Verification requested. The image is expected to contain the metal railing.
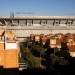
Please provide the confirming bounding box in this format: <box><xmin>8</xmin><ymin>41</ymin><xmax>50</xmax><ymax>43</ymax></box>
<box><xmin>19</xmin><ymin>63</ymin><xmax>28</xmax><ymax>69</ymax></box>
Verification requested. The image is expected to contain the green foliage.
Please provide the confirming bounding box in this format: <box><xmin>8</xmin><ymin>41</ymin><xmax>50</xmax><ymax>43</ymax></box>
<box><xmin>50</xmin><ymin>55</ymin><xmax>69</xmax><ymax>66</ymax></box>
<box><xmin>23</xmin><ymin>51</ymin><xmax>40</xmax><ymax>69</ymax></box>
<box><xmin>50</xmin><ymin>54</ymin><xmax>54</xmax><ymax>58</ymax></box>
<box><xmin>39</xmin><ymin>47</ymin><xmax>46</xmax><ymax>56</ymax></box>
<box><xmin>51</xmin><ymin>56</ymin><xmax>59</xmax><ymax>65</ymax></box>
<box><xmin>32</xmin><ymin>43</ymin><xmax>46</xmax><ymax>56</ymax></box>
<box><xmin>24</xmin><ymin>38</ymin><xmax>30</xmax><ymax>45</ymax></box>
<box><xmin>54</xmin><ymin>47</ymin><xmax>60</xmax><ymax>54</ymax></box>
<box><xmin>19</xmin><ymin>42</ymin><xmax>25</xmax><ymax>52</ymax></box>
<box><xmin>19</xmin><ymin>57</ymin><xmax>25</xmax><ymax>63</ymax></box>
<box><xmin>19</xmin><ymin>42</ymin><xmax>40</xmax><ymax>69</ymax></box>
<box><xmin>59</xmin><ymin>59</ymin><xmax>69</xmax><ymax>66</ymax></box>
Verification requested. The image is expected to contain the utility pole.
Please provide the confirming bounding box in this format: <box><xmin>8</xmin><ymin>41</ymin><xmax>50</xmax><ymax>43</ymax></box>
<box><xmin>54</xmin><ymin>48</ymin><xmax>55</xmax><ymax>57</ymax></box>
<box><xmin>38</xmin><ymin>42</ymin><xmax>41</xmax><ymax>68</ymax></box>
<box><xmin>40</xmin><ymin>52</ymin><xmax>41</xmax><ymax>68</ymax></box>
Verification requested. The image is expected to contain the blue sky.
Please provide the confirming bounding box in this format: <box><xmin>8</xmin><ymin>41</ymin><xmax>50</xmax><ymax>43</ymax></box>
<box><xmin>0</xmin><ymin>0</ymin><xmax>75</xmax><ymax>16</ymax></box>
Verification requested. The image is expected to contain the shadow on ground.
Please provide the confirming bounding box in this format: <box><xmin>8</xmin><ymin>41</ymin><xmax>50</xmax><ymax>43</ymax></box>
<box><xmin>0</xmin><ymin>67</ymin><xmax>18</xmax><ymax>75</ymax></box>
<box><xmin>19</xmin><ymin>68</ymin><xmax>50</xmax><ymax>75</ymax></box>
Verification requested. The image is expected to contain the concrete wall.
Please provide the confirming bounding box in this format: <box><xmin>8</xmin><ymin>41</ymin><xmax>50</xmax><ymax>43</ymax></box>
<box><xmin>0</xmin><ymin>16</ymin><xmax>75</xmax><ymax>19</ymax></box>
<box><xmin>5</xmin><ymin>43</ymin><xmax>16</xmax><ymax>49</ymax></box>
<box><xmin>11</xmin><ymin>29</ymin><xmax>75</xmax><ymax>37</ymax></box>
<box><xmin>0</xmin><ymin>25</ymin><xmax>74</xmax><ymax>42</ymax></box>
<box><xmin>6</xmin><ymin>26</ymin><xmax>75</xmax><ymax>30</ymax></box>
<box><xmin>33</xmin><ymin>24</ymin><xmax>41</xmax><ymax>26</ymax></box>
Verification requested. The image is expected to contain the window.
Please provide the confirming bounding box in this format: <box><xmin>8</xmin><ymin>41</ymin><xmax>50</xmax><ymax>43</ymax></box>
<box><xmin>27</xmin><ymin>22</ymin><xmax>32</xmax><ymax>26</ymax></box>
<box><xmin>47</xmin><ymin>24</ymin><xmax>53</xmax><ymax>26</ymax></box>
<box><xmin>42</xmin><ymin>22</ymin><xmax>46</xmax><ymax>24</ymax></box>
<box><xmin>13</xmin><ymin>36</ymin><xmax>17</xmax><ymax>40</ymax></box>
<box><xmin>72</xmin><ymin>23</ymin><xmax>75</xmax><ymax>26</ymax></box>
<box><xmin>52</xmin><ymin>41</ymin><xmax>54</xmax><ymax>44</ymax></box>
<box><xmin>6</xmin><ymin>37</ymin><xmax>10</xmax><ymax>40</ymax></box>
<box><xmin>55</xmin><ymin>37</ymin><xmax>59</xmax><ymax>40</ymax></box>
<box><xmin>73</xmin><ymin>54</ymin><xmax>75</xmax><ymax>57</ymax></box>
<box><xmin>20</xmin><ymin>23</ymin><xmax>26</xmax><ymax>26</ymax></box>
<box><xmin>68</xmin><ymin>22</ymin><xmax>71</xmax><ymax>24</ymax></box>
<box><xmin>56</xmin><ymin>22</ymin><xmax>59</xmax><ymax>24</ymax></box>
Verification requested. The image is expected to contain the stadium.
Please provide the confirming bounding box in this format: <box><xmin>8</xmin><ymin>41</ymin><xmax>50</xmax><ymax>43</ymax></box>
<box><xmin>0</xmin><ymin>15</ymin><xmax>75</xmax><ymax>41</ymax></box>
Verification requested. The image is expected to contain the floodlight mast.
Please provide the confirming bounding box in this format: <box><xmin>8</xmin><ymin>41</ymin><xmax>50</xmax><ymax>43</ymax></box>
<box><xmin>10</xmin><ymin>12</ymin><xmax>14</xmax><ymax>18</ymax></box>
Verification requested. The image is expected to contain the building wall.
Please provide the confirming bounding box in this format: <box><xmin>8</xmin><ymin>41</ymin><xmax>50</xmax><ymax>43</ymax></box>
<box><xmin>0</xmin><ymin>50</ymin><xmax>19</xmax><ymax>68</ymax></box>
<box><xmin>5</xmin><ymin>43</ymin><xmax>16</xmax><ymax>49</ymax></box>
<box><xmin>11</xmin><ymin>29</ymin><xmax>75</xmax><ymax>37</ymax></box>
<box><xmin>0</xmin><ymin>50</ymin><xmax>5</xmax><ymax>66</ymax></box>
<box><xmin>0</xmin><ymin>25</ymin><xmax>75</xmax><ymax>42</ymax></box>
<box><xmin>0</xmin><ymin>29</ymin><xmax>20</xmax><ymax>69</ymax></box>
<box><xmin>70</xmin><ymin>52</ymin><xmax>75</xmax><ymax>57</ymax></box>
<box><xmin>50</xmin><ymin>39</ymin><xmax>56</xmax><ymax>44</ymax></box>
<box><xmin>8</xmin><ymin>29</ymin><xmax>75</xmax><ymax>42</ymax></box>
<box><xmin>5</xmin><ymin>42</ymin><xmax>19</xmax><ymax>50</ymax></box>
<box><xmin>0</xmin><ymin>43</ymin><xmax>4</xmax><ymax>50</ymax></box>
<box><xmin>0</xmin><ymin>46</ymin><xmax>19</xmax><ymax>68</ymax></box>
<box><xmin>4</xmin><ymin>50</ymin><xmax>18</xmax><ymax>68</ymax></box>
<box><xmin>16</xmin><ymin>41</ymin><xmax>19</xmax><ymax>48</ymax></box>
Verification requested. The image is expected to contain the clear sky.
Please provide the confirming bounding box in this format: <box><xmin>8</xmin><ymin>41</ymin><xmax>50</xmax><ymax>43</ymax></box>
<box><xmin>0</xmin><ymin>0</ymin><xmax>75</xmax><ymax>16</ymax></box>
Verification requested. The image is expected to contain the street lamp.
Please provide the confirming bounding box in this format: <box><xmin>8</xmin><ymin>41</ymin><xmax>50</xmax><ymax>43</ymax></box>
<box><xmin>37</xmin><ymin>42</ymin><xmax>41</xmax><ymax>68</ymax></box>
<box><xmin>54</xmin><ymin>36</ymin><xmax>59</xmax><ymax>57</ymax></box>
<box><xmin>44</xmin><ymin>49</ymin><xmax>47</xmax><ymax>58</ymax></box>
<box><xmin>40</xmin><ymin>52</ymin><xmax>41</xmax><ymax>68</ymax></box>
<box><xmin>30</xmin><ymin>42</ymin><xmax>32</xmax><ymax>52</ymax></box>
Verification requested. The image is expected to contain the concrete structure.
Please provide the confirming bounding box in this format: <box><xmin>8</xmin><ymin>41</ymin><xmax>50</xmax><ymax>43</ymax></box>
<box><xmin>0</xmin><ymin>16</ymin><xmax>75</xmax><ymax>41</ymax></box>
<box><xmin>0</xmin><ymin>27</ymin><xmax>20</xmax><ymax>69</ymax></box>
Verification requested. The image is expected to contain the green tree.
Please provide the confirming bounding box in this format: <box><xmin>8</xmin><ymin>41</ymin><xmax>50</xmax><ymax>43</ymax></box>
<box><xmin>20</xmin><ymin>42</ymin><xmax>40</xmax><ymax>69</ymax></box>
<box><xmin>38</xmin><ymin>47</ymin><xmax>46</xmax><ymax>57</ymax></box>
<box><xmin>24</xmin><ymin>38</ymin><xmax>31</xmax><ymax>46</ymax></box>
<box><xmin>54</xmin><ymin>47</ymin><xmax>58</xmax><ymax>56</ymax></box>
<box><xmin>51</xmin><ymin>56</ymin><xmax>59</xmax><ymax>65</ymax></box>
<box><xmin>19</xmin><ymin>57</ymin><xmax>25</xmax><ymax>63</ymax></box>
<box><xmin>50</xmin><ymin>55</ymin><xmax>69</xmax><ymax>66</ymax></box>
<box><xmin>19</xmin><ymin>42</ymin><xmax>25</xmax><ymax>53</ymax></box>
<box><xmin>59</xmin><ymin>59</ymin><xmax>69</xmax><ymax>66</ymax></box>
<box><xmin>23</xmin><ymin>50</ymin><xmax>40</xmax><ymax>69</ymax></box>
<box><xmin>32</xmin><ymin>43</ymin><xmax>46</xmax><ymax>57</ymax></box>
<box><xmin>19</xmin><ymin>40</ymin><xmax>50</xmax><ymax>69</ymax></box>
<box><xmin>54</xmin><ymin>47</ymin><xmax>59</xmax><ymax>53</ymax></box>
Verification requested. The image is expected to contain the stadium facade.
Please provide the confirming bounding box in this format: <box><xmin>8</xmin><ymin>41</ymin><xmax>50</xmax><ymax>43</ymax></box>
<box><xmin>0</xmin><ymin>16</ymin><xmax>75</xmax><ymax>41</ymax></box>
